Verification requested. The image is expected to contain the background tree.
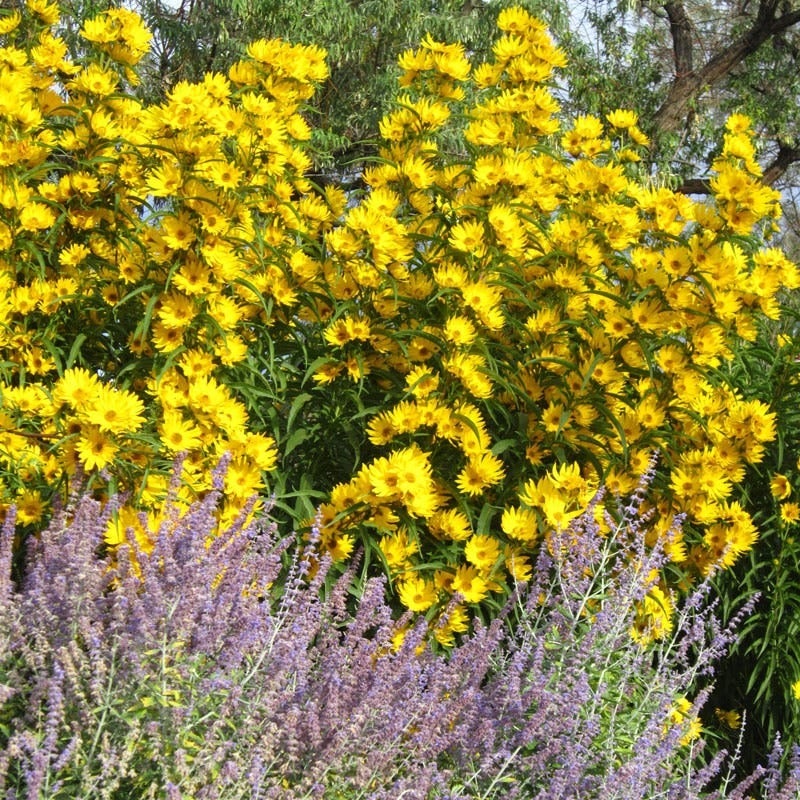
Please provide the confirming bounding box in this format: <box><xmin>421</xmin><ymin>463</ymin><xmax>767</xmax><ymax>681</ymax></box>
<box><xmin>546</xmin><ymin>0</ymin><xmax>800</xmax><ymax>252</ymax></box>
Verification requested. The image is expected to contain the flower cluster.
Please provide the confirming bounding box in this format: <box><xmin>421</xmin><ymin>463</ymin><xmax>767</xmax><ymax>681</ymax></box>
<box><xmin>299</xmin><ymin>7</ymin><xmax>795</xmax><ymax>629</ymax></box>
<box><xmin>0</xmin><ymin>3</ymin><xmax>797</xmax><ymax>639</ymax></box>
<box><xmin>0</xmin><ymin>3</ymin><xmax>336</xmax><ymax>537</ymax></box>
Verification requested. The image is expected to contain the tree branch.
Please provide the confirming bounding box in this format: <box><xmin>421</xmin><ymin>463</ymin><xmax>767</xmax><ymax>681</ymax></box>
<box><xmin>762</xmin><ymin>142</ymin><xmax>800</xmax><ymax>185</ymax></box>
<box><xmin>676</xmin><ymin>177</ymin><xmax>712</xmax><ymax>194</ymax></box>
<box><xmin>653</xmin><ymin>0</ymin><xmax>800</xmax><ymax>136</ymax></box>
<box><xmin>664</xmin><ymin>0</ymin><xmax>694</xmax><ymax>77</ymax></box>
<box><xmin>675</xmin><ymin>143</ymin><xmax>800</xmax><ymax>195</ymax></box>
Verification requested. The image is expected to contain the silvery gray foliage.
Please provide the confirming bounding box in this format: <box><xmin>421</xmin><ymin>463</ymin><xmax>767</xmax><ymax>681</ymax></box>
<box><xmin>0</xmin><ymin>460</ymin><xmax>797</xmax><ymax>799</ymax></box>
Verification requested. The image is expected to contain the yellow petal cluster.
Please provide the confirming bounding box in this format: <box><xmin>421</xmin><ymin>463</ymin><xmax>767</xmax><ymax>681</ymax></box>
<box><xmin>0</xmin><ymin>5</ymin><xmax>794</xmax><ymax>636</ymax></box>
<box><xmin>0</xmin><ymin>5</ymin><xmax>327</xmax><ymax>535</ymax></box>
<box><xmin>305</xmin><ymin>6</ymin><xmax>792</xmax><ymax>617</ymax></box>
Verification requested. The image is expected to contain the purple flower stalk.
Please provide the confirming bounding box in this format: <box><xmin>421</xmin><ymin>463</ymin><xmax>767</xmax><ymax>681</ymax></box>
<box><xmin>0</xmin><ymin>462</ymin><xmax>797</xmax><ymax>799</ymax></box>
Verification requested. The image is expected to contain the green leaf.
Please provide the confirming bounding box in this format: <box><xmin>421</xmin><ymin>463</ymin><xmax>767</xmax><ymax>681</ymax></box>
<box><xmin>283</xmin><ymin>427</ymin><xmax>311</xmax><ymax>458</ymax></box>
<box><xmin>285</xmin><ymin>392</ymin><xmax>313</xmax><ymax>433</ymax></box>
<box><xmin>476</xmin><ymin>502</ymin><xmax>497</xmax><ymax>536</ymax></box>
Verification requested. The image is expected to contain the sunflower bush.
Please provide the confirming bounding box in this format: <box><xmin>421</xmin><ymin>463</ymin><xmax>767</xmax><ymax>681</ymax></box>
<box><xmin>0</xmin><ymin>0</ymin><xmax>323</xmax><ymax>546</ymax></box>
<box><xmin>286</xmin><ymin>10</ymin><xmax>795</xmax><ymax>639</ymax></box>
<box><xmin>705</xmin><ymin>301</ymin><xmax>800</xmax><ymax>772</ymax></box>
<box><xmin>0</xmin><ymin>0</ymin><xmax>797</xmax><ymax>654</ymax></box>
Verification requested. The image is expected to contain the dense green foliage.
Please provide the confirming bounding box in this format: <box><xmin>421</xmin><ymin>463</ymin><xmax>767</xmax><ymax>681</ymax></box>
<box><xmin>709</xmin><ymin>302</ymin><xmax>800</xmax><ymax>773</ymax></box>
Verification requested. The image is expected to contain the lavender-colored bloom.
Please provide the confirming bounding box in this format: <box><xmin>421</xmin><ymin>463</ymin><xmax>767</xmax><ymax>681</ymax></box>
<box><xmin>0</xmin><ymin>461</ymin><xmax>796</xmax><ymax>798</ymax></box>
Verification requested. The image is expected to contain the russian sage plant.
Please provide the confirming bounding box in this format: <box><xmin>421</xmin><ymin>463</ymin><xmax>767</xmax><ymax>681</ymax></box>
<box><xmin>0</xmin><ymin>464</ymin><xmax>798</xmax><ymax>799</ymax></box>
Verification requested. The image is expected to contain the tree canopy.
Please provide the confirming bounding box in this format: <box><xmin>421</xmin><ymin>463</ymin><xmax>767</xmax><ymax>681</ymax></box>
<box><xmin>558</xmin><ymin>0</ymin><xmax>800</xmax><ymax>246</ymax></box>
